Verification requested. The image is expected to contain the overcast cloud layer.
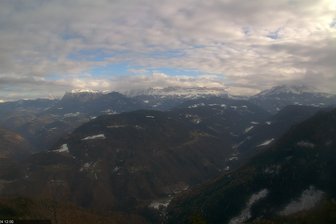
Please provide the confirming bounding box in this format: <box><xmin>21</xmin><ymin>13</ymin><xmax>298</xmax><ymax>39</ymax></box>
<box><xmin>0</xmin><ymin>0</ymin><xmax>335</xmax><ymax>100</ymax></box>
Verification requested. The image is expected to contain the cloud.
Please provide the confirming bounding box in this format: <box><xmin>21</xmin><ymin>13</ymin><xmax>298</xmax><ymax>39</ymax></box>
<box><xmin>0</xmin><ymin>0</ymin><xmax>335</xmax><ymax>99</ymax></box>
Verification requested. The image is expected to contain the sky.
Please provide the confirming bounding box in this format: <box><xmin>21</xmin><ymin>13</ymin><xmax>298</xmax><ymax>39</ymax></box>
<box><xmin>0</xmin><ymin>0</ymin><xmax>335</xmax><ymax>100</ymax></box>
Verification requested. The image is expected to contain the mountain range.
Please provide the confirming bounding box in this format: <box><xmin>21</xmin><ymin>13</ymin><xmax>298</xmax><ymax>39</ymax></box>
<box><xmin>0</xmin><ymin>85</ymin><xmax>336</xmax><ymax>223</ymax></box>
<box><xmin>251</xmin><ymin>85</ymin><xmax>336</xmax><ymax>113</ymax></box>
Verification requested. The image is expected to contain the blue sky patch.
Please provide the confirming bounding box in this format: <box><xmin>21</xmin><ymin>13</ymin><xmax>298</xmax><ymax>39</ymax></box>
<box><xmin>266</xmin><ymin>28</ymin><xmax>282</xmax><ymax>40</ymax></box>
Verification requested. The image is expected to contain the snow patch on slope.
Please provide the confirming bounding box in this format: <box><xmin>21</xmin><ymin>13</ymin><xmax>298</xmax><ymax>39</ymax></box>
<box><xmin>257</xmin><ymin>138</ymin><xmax>274</xmax><ymax>147</ymax></box>
<box><xmin>280</xmin><ymin>186</ymin><xmax>324</xmax><ymax>216</ymax></box>
<box><xmin>107</xmin><ymin>124</ymin><xmax>127</xmax><ymax>128</ymax></box>
<box><xmin>245</xmin><ymin>126</ymin><xmax>254</xmax><ymax>133</ymax></box>
<box><xmin>229</xmin><ymin>189</ymin><xmax>269</xmax><ymax>224</ymax></box>
<box><xmin>149</xmin><ymin>198</ymin><xmax>172</xmax><ymax>210</ymax></box>
<box><xmin>81</xmin><ymin>134</ymin><xmax>106</xmax><ymax>140</ymax></box>
<box><xmin>145</xmin><ymin>115</ymin><xmax>155</xmax><ymax>119</ymax></box>
<box><xmin>55</xmin><ymin>144</ymin><xmax>69</xmax><ymax>153</ymax></box>
<box><xmin>64</xmin><ymin>112</ymin><xmax>80</xmax><ymax>117</ymax></box>
<box><xmin>296</xmin><ymin>141</ymin><xmax>315</xmax><ymax>148</ymax></box>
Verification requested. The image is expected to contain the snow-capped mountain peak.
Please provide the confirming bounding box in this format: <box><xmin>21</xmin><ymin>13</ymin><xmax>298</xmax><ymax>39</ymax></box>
<box><xmin>71</xmin><ymin>89</ymin><xmax>96</xmax><ymax>94</ymax></box>
<box><xmin>251</xmin><ymin>85</ymin><xmax>336</xmax><ymax>113</ymax></box>
<box><xmin>69</xmin><ymin>89</ymin><xmax>103</xmax><ymax>94</ymax></box>
<box><xmin>62</xmin><ymin>89</ymin><xmax>106</xmax><ymax>102</ymax></box>
<box><xmin>256</xmin><ymin>85</ymin><xmax>317</xmax><ymax>97</ymax></box>
<box><xmin>124</xmin><ymin>86</ymin><xmax>229</xmax><ymax>98</ymax></box>
<box><xmin>63</xmin><ymin>89</ymin><xmax>111</xmax><ymax>97</ymax></box>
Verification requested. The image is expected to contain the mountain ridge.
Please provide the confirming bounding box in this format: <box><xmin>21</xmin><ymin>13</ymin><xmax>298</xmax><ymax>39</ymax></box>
<box><xmin>167</xmin><ymin>107</ymin><xmax>336</xmax><ymax>224</ymax></box>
